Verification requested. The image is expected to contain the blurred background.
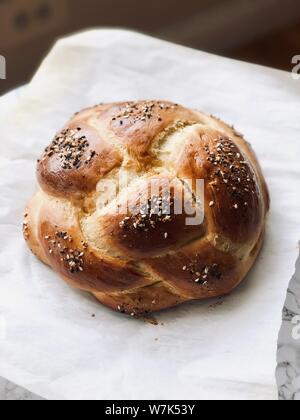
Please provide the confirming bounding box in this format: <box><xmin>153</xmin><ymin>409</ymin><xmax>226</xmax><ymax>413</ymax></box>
<box><xmin>0</xmin><ymin>0</ymin><xmax>300</xmax><ymax>95</ymax></box>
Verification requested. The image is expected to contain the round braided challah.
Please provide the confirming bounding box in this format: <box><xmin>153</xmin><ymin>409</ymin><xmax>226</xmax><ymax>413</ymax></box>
<box><xmin>23</xmin><ymin>101</ymin><xmax>269</xmax><ymax>316</ymax></box>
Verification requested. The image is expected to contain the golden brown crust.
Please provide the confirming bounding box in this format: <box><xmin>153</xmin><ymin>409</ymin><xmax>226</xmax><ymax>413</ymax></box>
<box><xmin>87</xmin><ymin>176</ymin><xmax>206</xmax><ymax>259</ymax></box>
<box><xmin>37</xmin><ymin>124</ymin><xmax>123</xmax><ymax>199</ymax></box>
<box><xmin>173</xmin><ymin>127</ymin><xmax>264</xmax><ymax>244</ymax></box>
<box><xmin>24</xmin><ymin>100</ymin><xmax>269</xmax><ymax>316</ymax></box>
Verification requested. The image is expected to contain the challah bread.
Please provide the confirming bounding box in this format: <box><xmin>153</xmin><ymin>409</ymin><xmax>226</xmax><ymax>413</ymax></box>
<box><xmin>23</xmin><ymin>101</ymin><xmax>269</xmax><ymax>316</ymax></box>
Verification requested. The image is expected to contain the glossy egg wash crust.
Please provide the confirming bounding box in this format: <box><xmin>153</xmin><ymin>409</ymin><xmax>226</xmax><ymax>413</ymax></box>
<box><xmin>24</xmin><ymin>101</ymin><xmax>269</xmax><ymax>316</ymax></box>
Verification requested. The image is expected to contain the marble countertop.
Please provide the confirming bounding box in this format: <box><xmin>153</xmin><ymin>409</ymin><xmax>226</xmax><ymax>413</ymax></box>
<box><xmin>277</xmin><ymin>249</ymin><xmax>300</xmax><ymax>401</ymax></box>
<box><xmin>0</xmin><ymin>377</ymin><xmax>43</xmax><ymax>400</ymax></box>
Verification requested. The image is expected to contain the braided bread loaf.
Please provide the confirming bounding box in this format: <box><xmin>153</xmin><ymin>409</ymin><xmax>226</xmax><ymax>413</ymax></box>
<box><xmin>23</xmin><ymin>101</ymin><xmax>269</xmax><ymax>316</ymax></box>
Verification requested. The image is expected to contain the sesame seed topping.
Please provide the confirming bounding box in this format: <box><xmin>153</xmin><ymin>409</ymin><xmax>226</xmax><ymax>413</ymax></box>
<box><xmin>41</xmin><ymin>128</ymin><xmax>97</xmax><ymax>170</ymax></box>
<box><xmin>183</xmin><ymin>259</ymin><xmax>222</xmax><ymax>285</ymax></box>
<box><xmin>205</xmin><ymin>136</ymin><xmax>256</xmax><ymax>213</ymax></box>
<box><xmin>119</xmin><ymin>193</ymin><xmax>174</xmax><ymax>234</ymax></box>
<box><xmin>110</xmin><ymin>101</ymin><xmax>179</xmax><ymax>125</ymax></box>
<box><xmin>23</xmin><ymin>220</ymin><xmax>29</xmax><ymax>240</ymax></box>
<box><xmin>44</xmin><ymin>232</ymin><xmax>85</xmax><ymax>273</ymax></box>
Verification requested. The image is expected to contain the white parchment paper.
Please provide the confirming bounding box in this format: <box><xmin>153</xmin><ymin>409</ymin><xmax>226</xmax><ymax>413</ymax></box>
<box><xmin>0</xmin><ymin>29</ymin><xmax>299</xmax><ymax>400</ymax></box>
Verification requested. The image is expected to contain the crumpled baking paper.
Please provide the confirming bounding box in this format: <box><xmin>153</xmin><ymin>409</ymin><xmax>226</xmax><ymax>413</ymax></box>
<box><xmin>0</xmin><ymin>29</ymin><xmax>299</xmax><ymax>401</ymax></box>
